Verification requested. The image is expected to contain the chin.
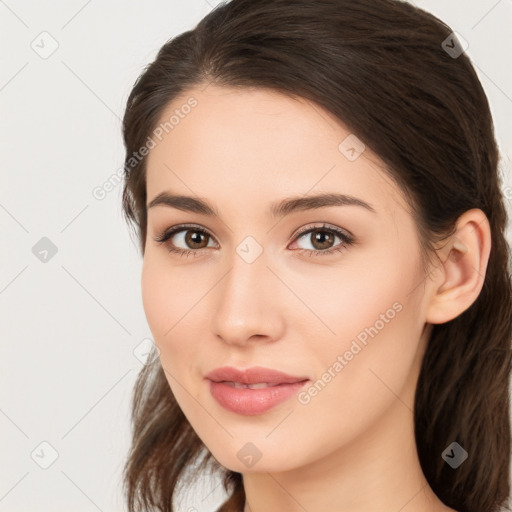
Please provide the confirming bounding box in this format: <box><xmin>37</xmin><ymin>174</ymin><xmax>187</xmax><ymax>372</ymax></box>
<box><xmin>206</xmin><ymin>441</ymin><xmax>307</xmax><ymax>474</ymax></box>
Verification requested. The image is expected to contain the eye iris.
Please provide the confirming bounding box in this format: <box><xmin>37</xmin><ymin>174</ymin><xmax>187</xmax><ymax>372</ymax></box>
<box><xmin>185</xmin><ymin>230</ymin><xmax>208</xmax><ymax>249</ymax></box>
<box><xmin>312</xmin><ymin>230</ymin><xmax>334</xmax><ymax>250</ymax></box>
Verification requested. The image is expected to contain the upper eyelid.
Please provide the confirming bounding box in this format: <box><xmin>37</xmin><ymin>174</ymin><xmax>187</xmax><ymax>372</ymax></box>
<box><xmin>294</xmin><ymin>222</ymin><xmax>351</xmax><ymax>237</ymax></box>
<box><xmin>161</xmin><ymin>223</ymin><xmax>217</xmax><ymax>242</ymax></box>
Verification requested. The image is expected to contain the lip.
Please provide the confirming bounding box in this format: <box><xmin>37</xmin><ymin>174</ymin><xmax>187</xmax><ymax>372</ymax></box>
<box><xmin>205</xmin><ymin>366</ymin><xmax>310</xmax><ymax>415</ymax></box>
<box><xmin>204</xmin><ymin>365</ymin><xmax>309</xmax><ymax>385</ymax></box>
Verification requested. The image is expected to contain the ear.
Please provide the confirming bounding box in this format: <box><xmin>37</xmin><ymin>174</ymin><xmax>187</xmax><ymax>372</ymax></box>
<box><xmin>425</xmin><ymin>208</ymin><xmax>491</xmax><ymax>324</ymax></box>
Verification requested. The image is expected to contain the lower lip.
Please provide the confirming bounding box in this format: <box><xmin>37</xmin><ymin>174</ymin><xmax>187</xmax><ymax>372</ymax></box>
<box><xmin>208</xmin><ymin>379</ymin><xmax>309</xmax><ymax>415</ymax></box>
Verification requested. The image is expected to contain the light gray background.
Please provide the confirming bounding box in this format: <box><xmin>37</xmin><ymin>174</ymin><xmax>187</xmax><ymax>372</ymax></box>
<box><xmin>1</xmin><ymin>1</ymin><xmax>511</xmax><ymax>511</ymax></box>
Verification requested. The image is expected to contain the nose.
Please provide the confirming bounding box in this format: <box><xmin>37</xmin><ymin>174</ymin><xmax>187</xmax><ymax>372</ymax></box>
<box><xmin>210</xmin><ymin>249</ymin><xmax>285</xmax><ymax>347</ymax></box>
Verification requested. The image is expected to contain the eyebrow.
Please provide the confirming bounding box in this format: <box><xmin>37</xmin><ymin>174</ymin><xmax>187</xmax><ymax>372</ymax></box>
<box><xmin>147</xmin><ymin>192</ymin><xmax>376</xmax><ymax>218</ymax></box>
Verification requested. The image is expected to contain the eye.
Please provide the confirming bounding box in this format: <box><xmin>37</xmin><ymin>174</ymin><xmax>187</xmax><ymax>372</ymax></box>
<box><xmin>289</xmin><ymin>223</ymin><xmax>354</xmax><ymax>257</ymax></box>
<box><xmin>153</xmin><ymin>224</ymin><xmax>218</xmax><ymax>258</ymax></box>
<box><xmin>153</xmin><ymin>222</ymin><xmax>355</xmax><ymax>258</ymax></box>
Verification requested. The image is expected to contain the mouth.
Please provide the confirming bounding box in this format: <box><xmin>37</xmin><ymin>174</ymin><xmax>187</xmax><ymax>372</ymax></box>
<box><xmin>204</xmin><ymin>366</ymin><xmax>310</xmax><ymax>415</ymax></box>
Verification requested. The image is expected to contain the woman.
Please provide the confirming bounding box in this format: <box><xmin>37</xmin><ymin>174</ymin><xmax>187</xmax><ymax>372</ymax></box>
<box><xmin>120</xmin><ymin>1</ymin><xmax>512</xmax><ymax>511</ymax></box>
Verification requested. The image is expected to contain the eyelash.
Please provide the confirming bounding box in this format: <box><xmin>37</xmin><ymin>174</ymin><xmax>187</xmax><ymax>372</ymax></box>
<box><xmin>153</xmin><ymin>223</ymin><xmax>355</xmax><ymax>259</ymax></box>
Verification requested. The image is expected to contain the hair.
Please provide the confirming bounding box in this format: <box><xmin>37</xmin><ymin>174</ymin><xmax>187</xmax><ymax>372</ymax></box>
<box><xmin>120</xmin><ymin>1</ymin><xmax>512</xmax><ymax>511</ymax></box>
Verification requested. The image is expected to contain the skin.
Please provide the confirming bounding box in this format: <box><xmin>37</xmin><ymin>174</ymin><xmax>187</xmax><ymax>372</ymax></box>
<box><xmin>141</xmin><ymin>84</ymin><xmax>491</xmax><ymax>512</ymax></box>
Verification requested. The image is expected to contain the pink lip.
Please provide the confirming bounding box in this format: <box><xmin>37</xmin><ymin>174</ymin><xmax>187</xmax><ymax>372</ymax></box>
<box><xmin>205</xmin><ymin>366</ymin><xmax>310</xmax><ymax>415</ymax></box>
<box><xmin>205</xmin><ymin>365</ymin><xmax>309</xmax><ymax>385</ymax></box>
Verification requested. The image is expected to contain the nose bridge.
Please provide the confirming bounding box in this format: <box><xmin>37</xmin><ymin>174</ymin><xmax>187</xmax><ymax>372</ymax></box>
<box><xmin>211</xmin><ymin>241</ymin><xmax>282</xmax><ymax>344</ymax></box>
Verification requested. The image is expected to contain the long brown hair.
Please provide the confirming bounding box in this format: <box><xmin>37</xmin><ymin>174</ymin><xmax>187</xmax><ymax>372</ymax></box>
<box><xmin>120</xmin><ymin>1</ymin><xmax>512</xmax><ymax>510</ymax></box>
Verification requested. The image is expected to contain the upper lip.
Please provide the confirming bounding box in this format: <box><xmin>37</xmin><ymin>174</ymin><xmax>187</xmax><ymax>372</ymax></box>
<box><xmin>205</xmin><ymin>366</ymin><xmax>309</xmax><ymax>385</ymax></box>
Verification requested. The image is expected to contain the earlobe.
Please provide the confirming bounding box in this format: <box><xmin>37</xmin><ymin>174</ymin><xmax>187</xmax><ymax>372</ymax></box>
<box><xmin>425</xmin><ymin>209</ymin><xmax>491</xmax><ymax>325</ymax></box>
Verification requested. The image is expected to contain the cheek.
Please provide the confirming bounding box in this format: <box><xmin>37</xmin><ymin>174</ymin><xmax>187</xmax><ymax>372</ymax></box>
<box><xmin>141</xmin><ymin>256</ymin><xmax>189</xmax><ymax>356</ymax></box>
<box><xmin>140</xmin><ymin>258</ymin><xmax>194</xmax><ymax>411</ymax></box>
<box><xmin>141</xmin><ymin>255</ymin><xmax>204</xmax><ymax>378</ymax></box>
<box><xmin>292</xmin><ymin>280</ymin><xmax>423</xmax><ymax>452</ymax></box>
<box><xmin>141</xmin><ymin>256</ymin><xmax>169</xmax><ymax>340</ymax></box>
<box><xmin>307</xmin><ymin>246</ymin><xmax>424</xmax><ymax>392</ymax></box>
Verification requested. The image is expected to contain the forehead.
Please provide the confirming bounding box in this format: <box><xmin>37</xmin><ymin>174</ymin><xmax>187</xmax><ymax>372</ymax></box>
<box><xmin>145</xmin><ymin>84</ymin><xmax>410</xmax><ymax>219</ymax></box>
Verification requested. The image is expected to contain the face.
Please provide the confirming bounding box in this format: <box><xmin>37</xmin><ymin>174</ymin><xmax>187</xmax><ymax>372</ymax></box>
<box><xmin>142</xmin><ymin>84</ymin><xmax>432</xmax><ymax>473</ymax></box>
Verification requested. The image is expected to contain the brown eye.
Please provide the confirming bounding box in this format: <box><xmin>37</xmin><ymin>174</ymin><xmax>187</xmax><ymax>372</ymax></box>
<box><xmin>309</xmin><ymin>230</ymin><xmax>336</xmax><ymax>250</ymax></box>
<box><xmin>154</xmin><ymin>223</ymin><xmax>354</xmax><ymax>259</ymax></box>
<box><xmin>153</xmin><ymin>224</ymin><xmax>218</xmax><ymax>257</ymax></box>
<box><xmin>291</xmin><ymin>224</ymin><xmax>355</xmax><ymax>257</ymax></box>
